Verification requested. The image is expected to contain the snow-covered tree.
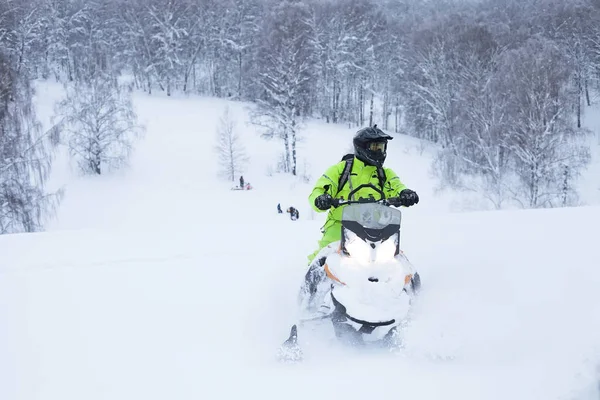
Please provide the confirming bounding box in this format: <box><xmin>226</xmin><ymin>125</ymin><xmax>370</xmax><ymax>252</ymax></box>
<box><xmin>0</xmin><ymin>2</ymin><xmax>61</xmax><ymax>234</ymax></box>
<box><xmin>8</xmin><ymin>0</ymin><xmax>45</xmax><ymax>77</ymax></box>
<box><xmin>145</xmin><ymin>0</ymin><xmax>190</xmax><ymax>96</ymax></box>
<box><xmin>1</xmin><ymin>0</ymin><xmax>597</xmax><ymax>211</ymax></box>
<box><xmin>311</xmin><ymin>0</ymin><xmax>387</xmax><ymax>126</ymax></box>
<box><xmin>251</xmin><ymin>0</ymin><xmax>316</xmax><ymax>176</ymax></box>
<box><xmin>55</xmin><ymin>75</ymin><xmax>143</xmax><ymax>175</ymax></box>
<box><xmin>216</xmin><ymin>106</ymin><xmax>248</xmax><ymax>182</ymax></box>
<box><xmin>498</xmin><ymin>37</ymin><xmax>591</xmax><ymax>208</ymax></box>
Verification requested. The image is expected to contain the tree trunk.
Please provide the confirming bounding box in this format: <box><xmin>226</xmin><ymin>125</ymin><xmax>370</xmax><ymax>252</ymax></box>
<box><xmin>183</xmin><ymin>67</ymin><xmax>189</xmax><ymax>93</ymax></box>
<box><xmin>333</xmin><ymin>72</ymin><xmax>341</xmax><ymax>124</ymax></box>
<box><xmin>209</xmin><ymin>60</ymin><xmax>216</xmax><ymax>96</ymax></box>
<box><xmin>133</xmin><ymin>69</ymin><xmax>140</xmax><ymax>90</ymax></box>
<box><xmin>347</xmin><ymin>76</ymin><xmax>354</xmax><ymax>126</ymax></box>
<box><xmin>577</xmin><ymin>75</ymin><xmax>582</xmax><ymax>128</ymax></box>
<box><xmin>193</xmin><ymin>64</ymin><xmax>196</xmax><ymax>92</ymax></box>
<box><xmin>562</xmin><ymin>164</ymin><xmax>569</xmax><ymax>207</ymax></box>
<box><xmin>382</xmin><ymin>91</ymin><xmax>389</xmax><ymax>130</ymax></box>
<box><xmin>332</xmin><ymin>78</ymin><xmax>338</xmax><ymax>123</ymax></box>
<box><xmin>291</xmin><ymin>121</ymin><xmax>297</xmax><ymax>176</ymax></box>
<box><xmin>91</xmin><ymin>156</ymin><xmax>101</xmax><ymax>175</ymax></box>
<box><xmin>368</xmin><ymin>92</ymin><xmax>374</xmax><ymax>127</ymax></box>
<box><xmin>283</xmin><ymin>129</ymin><xmax>290</xmax><ymax>173</ymax></box>
<box><xmin>238</xmin><ymin>51</ymin><xmax>243</xmax><ymax>98</ymax></box>
<box><xmin>395</xmin><ymin>97</ymin><xmax>401</xmax><ymax>133</ymax></box>
<box><xmin>67</xmin><ymin>52</ymin><xmax>73</xmax><ymax>82</ymax></box>
<box><xmin>577</xmin><ymin>95</ymin><xmax>581</xmax><ymax>129</ymax></box>
<box><xmin>358</xmin><ymin>83</ymin><xmax>364</xmax><ymax>127</ymax></box>
<box><xmin>529</xmin><ymin>162</ymin><xmax>539</xmax><ymax>208</ymax></box>
<box><xmin>585</xmin><ymin>78</ymin><xmax>591</xmax><ymax>106</ymax></box>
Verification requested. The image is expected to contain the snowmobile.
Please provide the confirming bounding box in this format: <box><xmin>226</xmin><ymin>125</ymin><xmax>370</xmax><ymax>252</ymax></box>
<box><xmin>278</xmin><ymin>184</ymin><xmax>421</xmax><ymax>363</ymax></box>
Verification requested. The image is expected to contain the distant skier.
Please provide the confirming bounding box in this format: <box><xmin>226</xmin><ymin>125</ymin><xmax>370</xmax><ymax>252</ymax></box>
<box><xmin>277</xmin><ymin>203</ymin><xmax>283</xmax><ymax>214</ymax></box>
<box><xmin>287</xmin><ymin>206</ymin><xmax>299</xmax><ymax>221</ymax></box>
<box><xmin>239</xmin><ymin>175</ymin><xmax>245</xmax><ymax>189</ymax></box>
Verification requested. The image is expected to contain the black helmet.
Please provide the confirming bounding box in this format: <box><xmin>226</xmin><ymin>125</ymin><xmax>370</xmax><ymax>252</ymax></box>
<box><xmin>353</xmin><ymin>125</ymin><xmax>393</xmax><ymax>167</ymax></box>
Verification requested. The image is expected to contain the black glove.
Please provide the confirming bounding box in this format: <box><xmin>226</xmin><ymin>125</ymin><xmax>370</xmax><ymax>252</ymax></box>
<box><xmin>387</xmin><ymin>197</ymin><xmax>402</xmax><ymax>207</ymax></box>
<box><xmin>399</xmin><ymin>189</ymin><xmax>419</xmax><ymax>207</ymax></box>
<box><xmin>314</xmin><ymin>193</ymin><xmax>334</xmax><ymax>210</ymax></box>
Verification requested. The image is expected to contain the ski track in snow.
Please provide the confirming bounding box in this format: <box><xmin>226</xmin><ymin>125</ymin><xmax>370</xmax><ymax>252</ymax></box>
<box><xmin>1</xmin><ymin>81</ymin><xmax>600</xmax><ymax>400</ymax></box>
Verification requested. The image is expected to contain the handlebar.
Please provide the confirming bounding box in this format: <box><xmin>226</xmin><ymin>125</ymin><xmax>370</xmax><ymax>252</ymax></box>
<box><xmin>331</xmin><ymin>196</ymin><xmax>401</xmax><ymax>208</ymax></box>
<box><xmin>327</xmin><ymin>183</ymin><xmax>402</xmax><ymax>208</ymax></box>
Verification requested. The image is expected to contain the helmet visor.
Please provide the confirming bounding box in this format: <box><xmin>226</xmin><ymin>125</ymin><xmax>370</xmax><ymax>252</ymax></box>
<box><xmin>368</xmin><ymin>141</ymin><xmax>386</xmax><ymax>152</ymax></box>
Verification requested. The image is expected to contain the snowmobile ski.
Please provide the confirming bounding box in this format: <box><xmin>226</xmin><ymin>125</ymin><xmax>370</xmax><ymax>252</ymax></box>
<box><xmin>277</xmin><ymin>325</ymin><xmax>303</xmax><ymax>363</ymax></box>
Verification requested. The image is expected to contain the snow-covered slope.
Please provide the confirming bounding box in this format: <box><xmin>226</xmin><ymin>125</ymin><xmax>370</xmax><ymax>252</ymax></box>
<box><xmin>1</xmin><ymin>82</ymin><xmax>600</xmax><ymax>400</ymax></box>
<box><xmin>33</xmin><ymin>81</ymin><xmax>454</xmax><ymax>232</ymax></box>
<box><xmin>2</xmin><ymin>205</ymin><xmax>600</xmax><ymax>400</ymax></box>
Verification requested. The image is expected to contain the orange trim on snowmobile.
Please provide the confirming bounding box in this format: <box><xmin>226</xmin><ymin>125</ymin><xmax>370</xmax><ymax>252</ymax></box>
<box><xmin>404</xmin><ymin>274</ymin><xmax>413</xmax><ymax>285</ymax></box>
<box><xmin>324</xmin><ymin>263</ymin><xmax>346</xmax><ymax>285</ymax></box>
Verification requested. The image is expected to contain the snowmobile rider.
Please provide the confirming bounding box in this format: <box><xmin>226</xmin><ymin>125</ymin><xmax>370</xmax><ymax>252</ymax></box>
<box><xmin>306</xmin><ymin>125</ymin><xmax>419</xmax><ymax>264</ymax></box>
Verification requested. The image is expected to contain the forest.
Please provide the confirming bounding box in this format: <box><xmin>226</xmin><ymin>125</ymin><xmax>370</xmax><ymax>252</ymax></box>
<box><xmin>2</xmin><ymin>0</ymin><xmax>600</xmax><ymax>233</ymax></box>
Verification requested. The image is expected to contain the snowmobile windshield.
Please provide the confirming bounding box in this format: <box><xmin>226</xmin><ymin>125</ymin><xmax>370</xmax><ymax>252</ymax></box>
<box><xmin>341</xmin><ymin>203</ymin><xmax>401</xmax><ymax>250</ymax></box>
<box><xmin>341</xmin><ymin>203</ymin><xmax>401</xmax><ymax>229</ymax></box>
<box><xmin>340</xmin><ymin>203</ymin><xmax>400</xmax><ymax>244</ymax></box>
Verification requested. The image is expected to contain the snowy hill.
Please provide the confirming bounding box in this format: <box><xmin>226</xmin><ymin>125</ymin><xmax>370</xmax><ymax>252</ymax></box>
<box><xmin>33</xmin><ymin>80</ymin><xmax>600</xmax><ymax>229</ymax></box>
<box><xmin>1</xmin><ymin>81</ymin><xmax>600</xmax><ymax>400</ymax></box>
<box><xmin>2</xmin><ymin>204</ymin><xmax>600</xmax><ymax>400</ymax></box>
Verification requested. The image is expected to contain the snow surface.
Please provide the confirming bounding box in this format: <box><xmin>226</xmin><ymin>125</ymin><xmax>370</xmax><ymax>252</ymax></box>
<box><xmin>1</xmin><ymin>81</ymin><xmax>600</xmax><ymax>400</ymax></box>
<box><xmin>580</xmin><ymin>103</ymin><xmax>600</xmax><ymax>206</ymax></box>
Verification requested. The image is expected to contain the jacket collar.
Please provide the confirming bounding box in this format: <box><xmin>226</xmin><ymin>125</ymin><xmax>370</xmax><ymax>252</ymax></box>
<box><xmin>353</xmin><ymin>157</ymin><xmax>376</xmax><ymax>170</ymax></box>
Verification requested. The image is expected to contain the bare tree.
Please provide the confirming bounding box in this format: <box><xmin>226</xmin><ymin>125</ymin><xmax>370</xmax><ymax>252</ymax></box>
<box><xmin>499</xmin><ymin>37</ymin><xmax>592</xmax><ymax>208</ymax></box>
<box><xmin>215</xmin><ymin>106</ymin><xmax>248</xmax><ymax>182</ymax></box>
<box><xmin>0</xmin><ymin>2</ymin><xmax>62</xmax><ymax>233</ymax></box>
<box><xmin>422</xmin><ymin>24</ymin><xmax>513</xmax><ymax>208</ymax></box>
<box><xmin>55</xmin><ymin>75</ymin><xmax>143</xmax><ymax>175</ymax></box>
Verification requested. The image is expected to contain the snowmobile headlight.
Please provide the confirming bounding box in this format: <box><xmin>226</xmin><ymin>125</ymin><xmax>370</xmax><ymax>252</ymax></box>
<box><xmin>344</xmin><ymin>231</ymin><xmax>372</xmax><ymax>263</ymax></box>
<box><xmin>375</xmin><ymin>236</ymin><xmax>397</xmax><ymax>263</ymax></box>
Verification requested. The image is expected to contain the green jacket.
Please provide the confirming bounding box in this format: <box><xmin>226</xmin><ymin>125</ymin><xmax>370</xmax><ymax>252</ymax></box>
<box><xmin>308</xmin><ymin>157</ymin><xmax>407</xmax><ymax>226</ymax></box>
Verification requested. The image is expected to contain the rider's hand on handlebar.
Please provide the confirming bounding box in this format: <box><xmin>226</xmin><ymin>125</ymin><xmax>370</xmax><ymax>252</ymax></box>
<box><xmin>314</xmin><ymin>193</ymin><xmax>334</xmax><ymax>210</ymax></box>
<box><xmin>400</xmin><ymin>188</ymin><xmax>419</xmax><ymax>206</ymax></box>
<box><xmin>387</xmin><ymin>197</ymin><xmax>403</xmax><ymax>207</ymax></box>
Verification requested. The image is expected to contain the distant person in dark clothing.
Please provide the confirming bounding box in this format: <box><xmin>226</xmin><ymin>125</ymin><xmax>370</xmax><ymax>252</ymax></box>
<box><xmin>277</xmin><ymin>203</ymin><xmax>283</xmax><ymax>214</ymax></box>
<box><xmin>287</xmin><ymin>206</ymin><xmax>299</xmax><ymax>221</ymax></box>
<box><xmin>239</xmin><ymin>176</ymin><xmax>244</xmax><ymax>189</ymax></box>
